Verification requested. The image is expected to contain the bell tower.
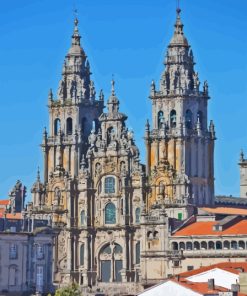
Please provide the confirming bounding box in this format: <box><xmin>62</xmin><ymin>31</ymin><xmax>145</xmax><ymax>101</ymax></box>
<box><xmin>145</xmin><ymin>8</ymin><xmax>216</xmax><ymax>217</ymax></box>
<box><xmin>42</xmin><ymin>17</ymin><xmax>104</xmax><ymax>182</ymax></box>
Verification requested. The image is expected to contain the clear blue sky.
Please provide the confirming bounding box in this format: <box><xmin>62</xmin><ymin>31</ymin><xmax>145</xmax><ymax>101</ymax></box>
<box><xmin>0</xmin><ymin>0</ymin><xmax>247</xmax><ymax>200</ymax></box>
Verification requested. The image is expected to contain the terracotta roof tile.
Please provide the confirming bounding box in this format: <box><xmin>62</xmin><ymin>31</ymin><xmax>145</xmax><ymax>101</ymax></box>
<box><xmin>201</xmin><ymin>207</ymin><xmax>247</xmax><ymax>215</ymax></box>
<box><xmin>171</xmin><ymin>279</ymin><xmax>228</xmax><ymax>294</ymax></box>
<box><xmin>173</xmin><ymin>219</ymin><xmax>247</xmax><ymax>236</ymax></box>
<box><xmin>0</xmin><ymin>212</ymin><xmax>22</xmax><ymax>219</ymax></box>
<box><xmin>0</xmin><ymin>199</ymin><xmax>9</xmax><ymax>206</ymax></box>
<box><xmin>178</xmin><ymin>262</ymin><xmax>247</xmax><ymax>278</ymax></box>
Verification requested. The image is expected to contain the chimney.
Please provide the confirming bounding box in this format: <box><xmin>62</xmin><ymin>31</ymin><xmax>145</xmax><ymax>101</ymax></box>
<box><xmin>208</xmin><ymin>278</ymin><xmax>215</xmax><ymax>290</ymax></box>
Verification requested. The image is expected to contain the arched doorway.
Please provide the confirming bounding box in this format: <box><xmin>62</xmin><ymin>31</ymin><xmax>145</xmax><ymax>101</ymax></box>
<box><xmin>99</xmin><ymin>243</ymin><xmax>123</xmax><ymax>282</ymax></box>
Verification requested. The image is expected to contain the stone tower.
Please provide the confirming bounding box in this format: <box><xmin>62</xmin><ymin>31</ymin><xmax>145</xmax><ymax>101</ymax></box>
<box><xmin>239</xmin><ymin>150</ymin><xmax>247</xmax><ymax>198</ymax></box>
<box><xmin>42</xmin><ymin>17</ymin><xmax>104</xmax><ymax>183</ymax></box>
<box><xmin>28</xmin><ymin>17</ymin><xmax>144</xmax><ymax>294</ymax></box>
<box><xmin>145</xmin><ymin>8</ymin><xmax>216</xmax><ymax>218</ymax></box>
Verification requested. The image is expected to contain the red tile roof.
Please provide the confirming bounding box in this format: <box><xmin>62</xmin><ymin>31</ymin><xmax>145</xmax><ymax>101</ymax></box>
<box><xmin>173</xmin><ymin>219</ymin><xmax>247</xmax><ymax>236</ymax></box>
<box><xmin>201</xmin><ymin>207</ymin><xmax>247</xmax><ymax>216</ymax></box>
<box><xmin>0</xmin><ymin>199</ymin><xmax>9</xmax><ymax>206</ymax></box>
<box><xmin>0</xmin><ymin>212</ymin><xmax>22</xmax><ymax>219</ymax></box>
<box><xmin>178</xmin><ymin>262</ymin><xmax>247</xmax><ymax>278</ymax></box>
<box><xmin>172</xmin><ymin>279</ymin><xmax>229</xmax><ymax>295</ymax></box>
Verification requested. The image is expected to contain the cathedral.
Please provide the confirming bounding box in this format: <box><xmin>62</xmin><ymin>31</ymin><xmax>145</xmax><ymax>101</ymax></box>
<box><xmin>25</xmin><ymin>7</ymin><xmax>219</xmax><ymax>295</ymax></box>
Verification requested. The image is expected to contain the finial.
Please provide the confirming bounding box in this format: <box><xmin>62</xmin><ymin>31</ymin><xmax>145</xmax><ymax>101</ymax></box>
<box><xmin>43</xmin><ymin>127</ymin><xmax>47</xmax><ymax>138</ymax></box>
<box><xmin>176</xmin><ymin>0</ymin><xmax>181</xmax><ymax>15</ymax></box>
<box><xmin>209</xmin><ymin>120</ymin><xmax>216</xmax><ymax>139</ymax></box>
<box><xmin>145</xmin><ymin>119</ymin><xmax>150</xmax><ymax>132</ymax></box>
<box><xmin>48</xmin><ymin>88</ymin><xmax>53</xmax><ymax>101</ymax></box>
<box><xmin>71</xmin><ymin>9</ymin><xmax>81</xmax><ymax>47</ymax></box>
<box><xmin>74</xmin><ymin>8</ymin><xmax>79</xmax><ymax>26</ymax></box>
<box><xmin>99</xmin><ymin>89</ymin><xmax>104</xmax><ymax>101</ymax></box>
<box><xmin>151</xmin><ymin>80</ymin><xmax>156</xmax><ymax>93</ymax></box>
<box><xmin>111</xmin><ymin>75</ymin><xmax>115</xmax><ymax>96</ymax></box>
<box><xmin>203</xmin><ymin>80</ymin><xmax>209</xmax><ymax>96</ymax></box>
<box><xmin>37</xmin><ymin>167</ymin><xmax>40</xmax><ymax>182</ymax></box>
<box><xmin>240</xmin><ymin>149</ymin><xmax>245</xmax><ymax>162</ymax></box>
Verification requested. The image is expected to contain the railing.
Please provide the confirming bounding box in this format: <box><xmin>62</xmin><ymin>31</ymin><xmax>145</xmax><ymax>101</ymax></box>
<box><xmin>183</xmin><ymin>248</ymin><xmax>247</xmax><ymax>257</ymax></box>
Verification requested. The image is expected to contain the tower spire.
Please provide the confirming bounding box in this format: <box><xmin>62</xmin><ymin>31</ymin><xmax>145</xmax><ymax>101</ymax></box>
<box><xmin>170</xmin><ymin>4</ymin><xmax>188</xmax><ymax>47</ymax></box>
<box><xmin>71</xmin><ymin>14</ymin><xmax>81</xmax><ymax>47</ymax></box>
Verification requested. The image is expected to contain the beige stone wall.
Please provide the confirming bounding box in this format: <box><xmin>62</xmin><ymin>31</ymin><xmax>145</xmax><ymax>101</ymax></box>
<box><xmin>0</xmin><ymin>234</ymin><xmax>28</xmax><ymax>292</ymax></box>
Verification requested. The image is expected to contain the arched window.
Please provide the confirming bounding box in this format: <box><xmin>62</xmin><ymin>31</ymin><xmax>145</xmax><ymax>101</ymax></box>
<box><xmin>170</xmin><ymin>110</ymin><xmax>176</xmax><ymax>128</ymax></box>
<box><xmin>105</xmin><ymin>177</ymin><xmax>115</xmax><ymax>194</ymax></box>
<box><xmin>153</xmin><ymin>231</ymin><xmax>159</xmax><ymax>239</ymax></box>
<box><xmin>135</xmin><ymin>208</ymin><xmax>140</xmax><ymax>224</ymax></box>
<box><xmin>201</xmin><ymin>241</ymin><xmax>207</xmax><ymax>250</ymax></box>
<box><xmin>54</xmin><ymin>118</ymin><xmax>60</xmax><ymax>136</ymax></box>
<box><xmin>239</xmin><ymin>241</ymin><xmax>245</xmax><ymax>250</ymax></box>
<box><xmin>185</xmin><ymin>109</ymin><xmax>193</xmax><ymax>129</ymax></box>
<box><xmin>216</xmin><ymin>241</ymin><xmax>222</xmax><ymax>250</ymax></box>
<box><xmin>172</xmin><ymin>242</ymin><xmax>178</xmax><ymax>250</ymax></box>
<box><xmin>209</xmin><ymin>241</ymin><xmax>215</xmax><ymax>250</ymax></box>
<box><xmin>136</xmin><ymin>242</ymin><xmax>140</xmax><ymax>264</ymax></box>
<box><xmin>80</xmin><ymin>210</ymin><xmax>85</xmax><ymax>226</ymax></box>
<box><xmin>179</xmin><ymin>242</ymin><xmax>185</xmax><ymax>250</ymax></box>
<box><xmin>231</xmin><ymin>241</ymin><xmax>238</xmax><ymax>250</ymax></box>
<box><xmin>223</xmin><ymin>241</ymin><xmax>230</xmax><ymax>249</ymax></box>
<box><xmin>186</xmin><ymin>242</ymin><xmax>192</xmax><ymax>250</ymax></box>
<box><xmin>9</xmin><ymin>266</ymin><xmax>17</xmax><ymax>286</ymax></box>
<box><xmin>105</xmin><ymin>203</ymin><xmax>116</xmax><ymax>224</ymax></box>
<box><xmin>157</xmin><ymin>111</ymin><xmax>164</xmax><ymax>128</ymax></box>
<box><xmin>197</xmin><ymin>111</ymin><xmax>203</xmax><ymax>127</ymax></box>
<box><xmin>80</xmin><ymin>244</ymin><xmax>84</xmax><ymax>266</ymax></box>
<box><xmin>100</xmin><ymin>243</ymin><xmax>123</xmax><ymax>282</ymax></box>
<box><xmin>194</xmin><ymin>241</ymin><xmax>200</xmax><ymax>250</ymax></box>
<box><xmin>66</xmin><ymin>117</ymin><xmax>73</xmax><ymax>135</ymax></box>
<box><xmin>147</xmin><ymin>231</ymin><xmax>153</xmax><ymax>239</ymax></box>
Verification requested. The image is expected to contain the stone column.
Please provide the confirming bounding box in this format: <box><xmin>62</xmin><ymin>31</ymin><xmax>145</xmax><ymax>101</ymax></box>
<box><xmin>43</xmin><ymin>147</ymin><xmax>48</xmax><ymax>183</ymax></box>
<box><xmin>67</xmin><ymin>234</ymin><xmax>72</xmax><ymax>271</ymax></box>
<box><xmin>145</xmin><ymin>139</ymin><xmax>151</xmax><ymax>176</ymax></box>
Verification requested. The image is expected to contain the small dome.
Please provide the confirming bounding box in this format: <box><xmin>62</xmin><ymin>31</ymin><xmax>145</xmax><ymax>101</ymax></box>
<box><xmin>170</xmin><ymin>33</ymin><xmax>189</xmax><ymax>47</ymax></box>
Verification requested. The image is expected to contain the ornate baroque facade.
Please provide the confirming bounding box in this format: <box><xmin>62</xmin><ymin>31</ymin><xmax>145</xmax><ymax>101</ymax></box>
<box><xmin>25</xmin><ymin>7</ymin><xmax>218</xmax><ymax>295</ymax></box>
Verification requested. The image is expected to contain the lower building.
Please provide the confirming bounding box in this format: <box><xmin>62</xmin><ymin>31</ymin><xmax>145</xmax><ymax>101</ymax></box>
<box><xmin>139</xmin><ymin>262</ymin><xmax>247</xmax><ymax>296</ymax></box>
<box><xmin>0</xmin><ymin>227</ymin><xmax>54</xmax><ymax>295</ymax></box>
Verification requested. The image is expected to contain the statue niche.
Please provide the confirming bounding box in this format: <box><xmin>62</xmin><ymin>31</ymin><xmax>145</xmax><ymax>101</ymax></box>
<box><xmin>54</xmin><ymin>187</ymin><xmax>63</xmax><ymax>207</ymax></box>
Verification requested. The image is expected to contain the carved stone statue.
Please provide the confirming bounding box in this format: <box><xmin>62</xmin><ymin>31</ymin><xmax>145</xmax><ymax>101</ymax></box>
<box><xmin>54</xmin><ymin>187</ymin><xmax>61</xmax><ymax>206</ymax></box>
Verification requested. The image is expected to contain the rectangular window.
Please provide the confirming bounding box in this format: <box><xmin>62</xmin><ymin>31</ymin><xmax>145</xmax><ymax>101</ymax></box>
<box><xmin>36</xmin><ymin>266</ymin><xmax>44</xmax><ymax>292</ymax></box>
<box><xmin>9</xmin><ymin>267</ymin><xmax>16</xmax><ymax>286</ymax></box>
<box><xmin>136</xmin><ymin>242</ymin><xmax>140</xmax><ymax>264</ymax></box>
<box><xmin>173</xmin><ymin>260</ymin><xmax>180</xmax><ymax>267</ymax></box>
<box><xmin>9</xmin><ymin>244</ymin><xmax>17</xmax><ymax>259</ymax></box>
<box><xmin>37</xmin><ymin>245</ymin><xmax>44</xmax><ymax>260</ymax></box>
<box><xmin>187</xmin><ymin>265</ymin><xmax>194</xmax><ymax>271</ymax></box>
<box><xmin>115</xmin><ymin>260</ymin><xmax>123</xmax><ymax>282</ymax></box>
<box><xmin>80</xmin><ymin>244</ymin><xmax>84</xmax><ymax>266</ymax></box>
<box><xmin>101</xmin><ymin>260</ymin><xmax>111</xmax><ymax>282</ymax></box>
<box><xmin>178</xmin><ymin>213</ymin><xmax>183</xmax><ymax>220</ymax></box>
<box><xmin>105</xmin><ymin>177</ymin><xmax>115</xmax><ymax>194</ymax></box>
